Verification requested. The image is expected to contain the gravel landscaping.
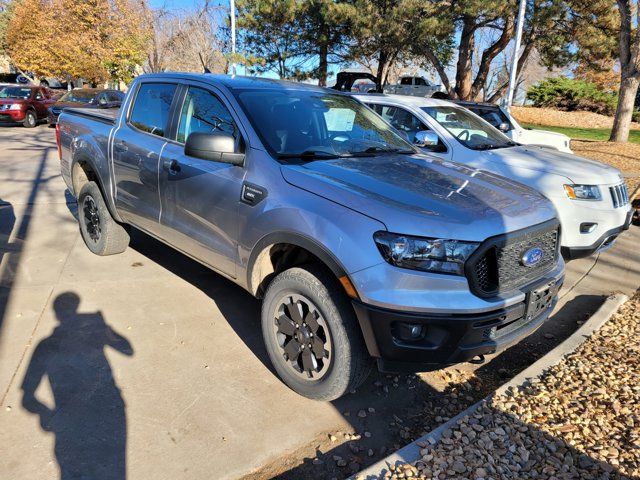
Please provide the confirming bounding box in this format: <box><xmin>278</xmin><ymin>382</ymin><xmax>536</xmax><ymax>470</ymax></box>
<box><xmin>511</xmin><ymin>107</ymin><xmax>640</xmax><ymax>131</ymax></box>
<box><xmin>372</xmin><ymin>290</ymin><xmax>640</xmax><ymax>480</ymax></box>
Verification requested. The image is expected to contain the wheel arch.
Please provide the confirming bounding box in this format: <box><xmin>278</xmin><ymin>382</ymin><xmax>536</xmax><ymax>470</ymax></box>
<box><xmin>247</xmin><ymin>232</ymin><xmax>351</xmax><ymax>299</ymax></box>
<box><xmin>71</xmin><ymin>154</ymin><xmax>121</xmax><ymax>222</ymax></box>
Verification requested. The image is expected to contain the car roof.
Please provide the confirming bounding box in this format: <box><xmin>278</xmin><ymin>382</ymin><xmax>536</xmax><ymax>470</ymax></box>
<box><xmin>452</xmin><ymin>100</ymin><xmax>501</xmax><ymax>109</ymax></box>
<box><xmin>352</xmin><ymin>93</ymin><xmax>455</xmax><ymax>108</ymax></box>
<box><xmin>136</xmin><ymin>72</ymin><xmax>332</xmax><ymax>94</ymax></box>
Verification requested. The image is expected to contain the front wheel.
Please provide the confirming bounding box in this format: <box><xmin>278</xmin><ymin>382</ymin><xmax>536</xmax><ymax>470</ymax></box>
<box><xmin>23</xmin><ymin>110</ymin><xmax>36</xmax><ymax>128</ymax></box>
<box><xmin>261</xmin><ymin>265</ymin><xmax>371</xmax><ymax>400</ymax></box>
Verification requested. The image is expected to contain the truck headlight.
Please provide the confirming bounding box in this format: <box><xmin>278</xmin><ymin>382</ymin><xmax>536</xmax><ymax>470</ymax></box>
<box><xmin>374</xmin><ymin>231</ymin><xmax>479</xmax><ymax>275</ymax></box>
<box><xmin>9</xmin><ymin>103</ymin><xmax>24</xmax><ymax>110</ymax></box>
<box><xmin>563</xmin><ymin>184</ymin><xmax>601</xmax><ymax>201</ymax></box>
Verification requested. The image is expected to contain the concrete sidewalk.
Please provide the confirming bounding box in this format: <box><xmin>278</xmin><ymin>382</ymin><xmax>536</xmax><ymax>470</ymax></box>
<box><xmin>1</xmin><ymin>127</ymin><xmax>639</xmax><ymax>480</ymax></box>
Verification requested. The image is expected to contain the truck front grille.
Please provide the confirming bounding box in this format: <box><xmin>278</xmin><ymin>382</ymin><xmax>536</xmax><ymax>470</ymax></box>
<box><xmin>466</xmin><ymin>220</ymin><xmax>559</xmax><ymax>298</ymax></box>
<box><xmin>609</xmin><ymin>183</ymin><xmax>629</xmax><ymax>208</ymax></box>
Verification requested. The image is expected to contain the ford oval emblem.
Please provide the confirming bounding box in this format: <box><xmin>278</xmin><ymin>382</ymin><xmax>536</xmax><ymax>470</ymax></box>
<box><xmin>521</xmin><ymin>247</ymin><xmax>544</xmax><ymax>267</ymax></box>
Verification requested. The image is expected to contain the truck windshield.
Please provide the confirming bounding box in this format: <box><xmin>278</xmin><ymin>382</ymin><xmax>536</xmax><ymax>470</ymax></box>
<box><xmin>233</xmin><ymin>89</ymin><xmax>414</xmax><ymax>161</ymax></box>
<box><xmin>421</xmin><ymin>106</ymin><xmax>516</xmax><ymax>151</ymax></box>
<box><xmin>59</xmin><ymin>90</ymin><xmax>97</xmax><ymax>103</ymax></box>
<box><xmin>0</xmin><ymin>87</ymin><xmax>32</xmax><ymax>99</ymax></box>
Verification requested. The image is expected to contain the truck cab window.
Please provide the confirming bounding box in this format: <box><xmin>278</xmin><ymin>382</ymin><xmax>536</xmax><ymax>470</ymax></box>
<box><xmin>177</xmin><ymin>87</ymin><xmax>238</xmax><ymax>145</ymax></box>
<box><xmin>129</xmin><ymin>83</ymin><xmax>177</xmax><ymax>138</ymax></box>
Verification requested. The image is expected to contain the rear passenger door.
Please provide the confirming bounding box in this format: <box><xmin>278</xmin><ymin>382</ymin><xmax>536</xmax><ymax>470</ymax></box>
<box><xmin>113</xmin><ymin>82</ymin><xmax>178</xmax><ymax>234</ymax></box>
<box><xmin>157</xmin><ymin>84</ymin><xmax>245</xmax><ymax>278</ymax></box>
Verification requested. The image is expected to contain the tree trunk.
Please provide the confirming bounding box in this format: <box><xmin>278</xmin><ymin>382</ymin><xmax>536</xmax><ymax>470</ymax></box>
<box><xmin>455</xmin><ymin>16</ymin><xmax>476</xmax><ymax>100</ymax></box>
<box><xmin>376</xmin><ymin>50</ymin><xmax>389</xmax><ymax>87</ymax></box>
<box><xmin>610</xmin><ymin>74</ymin><xmax>639</xmax><ymax>142</ymax></box>
<box><xmin>318</xmin><ymin>42</ymin><xmax>328</xmax><ymax>86</ymax></box>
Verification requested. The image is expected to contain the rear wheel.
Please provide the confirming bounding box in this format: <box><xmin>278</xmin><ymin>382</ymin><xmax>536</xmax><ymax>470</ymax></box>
<box><xmin>261</xmin><ymin>265</ymin><xmax>371</xmax><ymax>400</ymax></box>
<box><xmin>23</xmin><ymin>110</ymin><xmax>36</xmax><ymax>128</ymax></box>
<box><xmin>77</xmin><ymin>181</ymin><xmax>129</xmax><ymax>255</ymax></box>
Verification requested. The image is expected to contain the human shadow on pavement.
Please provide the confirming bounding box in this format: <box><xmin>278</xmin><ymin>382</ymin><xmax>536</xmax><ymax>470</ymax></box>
<box><xmin>21</xmin><ymin>292</ymin><xmax>133</xmax><ymax>480</ymax></box>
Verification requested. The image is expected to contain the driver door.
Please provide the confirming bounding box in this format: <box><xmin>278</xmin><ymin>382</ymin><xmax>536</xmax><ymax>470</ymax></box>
<box><xmin>158</xmin><ymin>85</ymin><xmax>245</xmax><ymax>278</ymax></box>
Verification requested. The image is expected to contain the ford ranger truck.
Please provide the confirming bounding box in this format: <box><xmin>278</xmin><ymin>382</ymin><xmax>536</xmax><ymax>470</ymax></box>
<box><xmin>57</xmin><ymin>73</ymin><xmax>564</xmax><ymax>400</ymax></box>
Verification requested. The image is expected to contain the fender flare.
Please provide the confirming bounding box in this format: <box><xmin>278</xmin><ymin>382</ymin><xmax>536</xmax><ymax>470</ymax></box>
<box><xmin>246</xmin><ymin>231</ymin><xmax>349</xmax><ymax>296</ymax></box>
<box><xmin>70</xmin><ymin>154</ymin><xmax>122</xmax><ymax>222</ymax></box>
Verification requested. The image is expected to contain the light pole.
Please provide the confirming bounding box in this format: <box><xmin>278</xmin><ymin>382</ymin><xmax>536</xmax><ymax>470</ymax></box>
<box><xmin>505</xmin><ymin>0</ymin><xmax>526</xmax><ymax>109</ymax></box>
<box><xmin>230</xmin><ymin>0</ymin><xmax>237</xmax><ymax>76</ymax></box>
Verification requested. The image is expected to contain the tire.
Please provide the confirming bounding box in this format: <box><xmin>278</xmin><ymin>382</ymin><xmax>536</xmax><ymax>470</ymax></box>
<box><xmin>77</xmin><ymin>181</ymin><xmax>129</xmax><ymax>255</ymax></box>
<box><xmin>261</xmin><ymin>264</ymin><xmax>371</xmax><ymax>400</ymax></box>
<box><xmin>23</xmin><ymin>110</ymin><xmax>36</xmax><ymax>128</ymax></box>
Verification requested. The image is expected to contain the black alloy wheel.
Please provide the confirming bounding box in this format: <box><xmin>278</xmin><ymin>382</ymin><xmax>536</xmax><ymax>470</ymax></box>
<box><xmin>272</xmin><ymin>293</ymin><xmax>332</xmax><ymax>380</ymax></box>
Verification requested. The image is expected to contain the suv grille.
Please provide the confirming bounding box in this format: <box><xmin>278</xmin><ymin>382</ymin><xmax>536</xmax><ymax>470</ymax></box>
<box><xmin>609</xmin><ymin>183</ymin><xmax>628</xmax><ymax>208</ymax></box>
<box><xmin>466</xmin><ymin>220</ymin><xmax>559</xmax><ymax>298</ymax></box>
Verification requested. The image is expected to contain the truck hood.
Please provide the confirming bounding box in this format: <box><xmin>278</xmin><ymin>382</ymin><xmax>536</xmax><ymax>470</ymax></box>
<box><xmin>281</xmin><ymin>153</ymin><xmax>557</xmax><ymax>242</ymax></box>
<box><xmin>483</xmin><ymin>146</ymin><xmax>623</xmax><ymax>184</ymax></box>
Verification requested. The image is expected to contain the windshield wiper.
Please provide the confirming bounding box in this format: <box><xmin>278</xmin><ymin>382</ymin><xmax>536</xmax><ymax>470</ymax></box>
<box><xmin>350</xmin><ymin>146</ymin><xmax>415</xmax><ymax>156</ymax></box>
<box><xmin>276</xmin><ymin>150</ymin><xmax>340</xmax><ymax>160</ymax></box>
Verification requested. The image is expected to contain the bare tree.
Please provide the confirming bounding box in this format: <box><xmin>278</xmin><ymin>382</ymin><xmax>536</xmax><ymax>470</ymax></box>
<box><xmin>610</xmin><ymin>0</ymin><xmax>640</xmax><ymax>142</ymax></box>
<box><xmin>143</xmin><ymin>1</ymin><xmax>227</xmax><ymax>74</ymax></box>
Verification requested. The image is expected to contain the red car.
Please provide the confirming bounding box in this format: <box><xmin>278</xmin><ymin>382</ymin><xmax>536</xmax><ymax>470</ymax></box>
<box><xmin>0</xmin><ymin>85</ymin><xmax>57</xmax><ymax>127</ymax></box>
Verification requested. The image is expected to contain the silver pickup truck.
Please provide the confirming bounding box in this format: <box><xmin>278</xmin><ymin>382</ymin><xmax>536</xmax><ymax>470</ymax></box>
<box><xmin>57</xmin><ymin>73</ymin><xmax>564</xmax><ymax>400</ymax></box>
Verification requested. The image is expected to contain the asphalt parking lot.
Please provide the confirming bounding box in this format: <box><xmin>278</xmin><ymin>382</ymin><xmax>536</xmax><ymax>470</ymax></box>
<box><xmin>1</xmin><ymin>126</ymin><xmax>639</xmax><ymax>480</ymax></box>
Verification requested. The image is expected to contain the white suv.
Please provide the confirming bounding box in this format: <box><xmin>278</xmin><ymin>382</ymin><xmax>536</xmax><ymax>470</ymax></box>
<box><xmin>356</xmin><ymin>94</ymin><xmax>632</xmax><ymax>259</ymax></box>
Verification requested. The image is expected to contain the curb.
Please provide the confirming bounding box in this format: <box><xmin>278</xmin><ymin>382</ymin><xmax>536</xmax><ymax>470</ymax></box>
<box><xmin>350</xmin><ymin>293</ymin><xmax>629</xmax><ymax>480</ymax></box>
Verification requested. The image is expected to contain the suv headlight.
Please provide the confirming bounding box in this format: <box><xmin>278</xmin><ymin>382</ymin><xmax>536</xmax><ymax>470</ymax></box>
<box><xmin>563</xmin><ymin>184</ymin><xmax>601</xmax><ymax>201</ymax></box>
<box><xmin>374</xmin><ymin>231</ymin><xmax>479</xmax><ymax>275</ymax></box>
<box><xmin>9</xmin><ymin>103</ymin><xmax>25</xmax><ymax>110</ymax></box>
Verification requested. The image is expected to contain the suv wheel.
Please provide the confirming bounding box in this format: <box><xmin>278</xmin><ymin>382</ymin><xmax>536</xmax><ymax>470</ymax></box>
<box><xmin>77</xmin><ymin>181</ymin><xmax>129</xmax><ymax>255</ymax></box>
<box><xmin>23</xmin><ymin>110</ymin><xmax>36</xmax><ymax>128</ymax></box>
<box><xmin>262</xmin><ymin>265</ymin><xmax>371</xmax><ymax>400</ymax></box>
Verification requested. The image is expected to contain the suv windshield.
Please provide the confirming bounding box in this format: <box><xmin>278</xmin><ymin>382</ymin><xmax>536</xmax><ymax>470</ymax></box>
<box><xmin>0</xmin><ymin>86</ymin><xmax>32</xmax><ymax>99</ymax></box>
<box><xmin>60</xmin><ymin>90</ymin><xmax>97</xmax><ymax>103</ymax></box>
<box><xmin>233</xmin><ymin>89</ymin><xmax>414</xmax><ymax>160</ymax></box>
<box><xmin>421</xmin><ymin>106</ymin><xmax>515</xmax><ymax>151</ymax></box>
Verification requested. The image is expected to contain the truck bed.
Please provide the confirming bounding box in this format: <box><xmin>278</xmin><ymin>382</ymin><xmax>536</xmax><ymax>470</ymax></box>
<box><xmin>64</xmin><ymin>107</ymin><xmax>119</xmax><ymax>125</ymax></box>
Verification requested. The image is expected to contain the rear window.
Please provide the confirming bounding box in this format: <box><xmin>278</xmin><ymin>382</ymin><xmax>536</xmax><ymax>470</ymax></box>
<box><xmin>129</xmin><ymin>83</ymin><xmax>177</xmax><ymax>138</ymax></box>
<box><xmin>60</xmin><ymin>90</ymin><xmax>96</xmax><ymax>103</ymax></box>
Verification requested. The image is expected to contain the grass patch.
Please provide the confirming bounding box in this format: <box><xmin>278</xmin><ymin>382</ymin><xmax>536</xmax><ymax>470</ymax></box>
<box><xmin>521</xmin><ymin>123</ymin><xmax>640</xmax><ymax>144</ymax></box>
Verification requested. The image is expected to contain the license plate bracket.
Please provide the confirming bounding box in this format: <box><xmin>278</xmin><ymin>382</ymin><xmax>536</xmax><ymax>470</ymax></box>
<box><xmin>525</xmin><ymin>280</ymin><xmax>560</xmax><ymax>320</ymax></box>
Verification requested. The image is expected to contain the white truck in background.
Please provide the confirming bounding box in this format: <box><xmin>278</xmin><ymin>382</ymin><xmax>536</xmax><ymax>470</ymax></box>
<box><xmin>383</xmin><ymin>76</ymin><xmax>442</xmax><ymax>97</ymax></box>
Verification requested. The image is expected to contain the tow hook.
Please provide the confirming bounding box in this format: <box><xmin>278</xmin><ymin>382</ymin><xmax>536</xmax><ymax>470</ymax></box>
<box><xmin>469</xmin><ymin>354</ymin><xmax>485</xmax><ymax>365</ymax></box>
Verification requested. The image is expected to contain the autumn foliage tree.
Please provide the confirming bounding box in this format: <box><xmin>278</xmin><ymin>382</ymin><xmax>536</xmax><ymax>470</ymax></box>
<box><xmin>6</xmin><ymin>0</ymin><xmax>149</xmax><ymax>84</ymax></box>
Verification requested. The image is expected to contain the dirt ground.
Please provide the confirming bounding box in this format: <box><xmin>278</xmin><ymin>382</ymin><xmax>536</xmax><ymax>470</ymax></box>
<box><xmin>571</xmin><ymin>141</ymin><xmax>640</xmax><ymax>196</ymax></box>
<box><xmin>511</xmin><ymin>106</ymin><xmax>640</xmax><ymax>130</ymax></box>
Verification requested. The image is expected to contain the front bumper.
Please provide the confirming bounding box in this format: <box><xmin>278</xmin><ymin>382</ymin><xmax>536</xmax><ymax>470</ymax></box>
<box><xmin>0</xmin><ymin>111</ymin><xmax>26</xmax><ymax>124</ymax></box>
<box><xmin>353</xmin><ymin>275</ymin><xmax>563</xmax><ymax>373</ymax></box>
<box><xmin>561</xmin><ymin>207</ymin><xmax>632</xmax><ymax>260</ymax></box>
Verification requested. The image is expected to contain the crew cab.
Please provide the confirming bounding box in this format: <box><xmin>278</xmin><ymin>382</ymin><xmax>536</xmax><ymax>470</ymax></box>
<box><xmin>0</xmin><ymin>85</ymin><xmax>57</xmax><ymax>127</ymax></box>
<box><xmin>384</xmin><ymin>76</ymin><xmax>442</xmax><ymax>98</ymax></box>
<box><xmin>58</xmin><ymin>74</ymin><xmax>564</xmax><ymax>400</ymax></box>
<box><xmin>356</xmin><ymin>94</ymin><xmax>632</xmax><ymax>259</ymax></box>
<box><xmin>454</xmin><ymin>100</ymin><xmax>573</xmax><ymax>153</ymax></box>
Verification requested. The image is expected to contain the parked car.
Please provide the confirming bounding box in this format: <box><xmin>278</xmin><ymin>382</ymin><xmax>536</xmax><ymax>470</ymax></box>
<box><xmin>383</xmin><ymin>76</ymin><xmax>442</xmax><ymax>97</ymax></box>
<box><xmin>0</xmin><ymin>85</ymin><xmax>57</xmax><ymax>127</ymax></box>
<box><xmin>356</xmin><ymin>94</ymin><xmax>632</xmax><ymax>259</ymax></box>
<box><xmin>453</xmin><ymin>100</ymin><xmax>573</xmax><ymax>153</ymax></box>
<box><xmin>331</xmin><ymin>71</ymin><xmax>381</xmax><ymax>93</ymax></box>
<box><xmin>47</xmin><ymin>88</ymin><xmax>124</xmax><ymax>125</ymax></box>
<box><xmin>58</xmin><ymin>73</ymin><xmax>564</xmax><ymax>400</ymax></box>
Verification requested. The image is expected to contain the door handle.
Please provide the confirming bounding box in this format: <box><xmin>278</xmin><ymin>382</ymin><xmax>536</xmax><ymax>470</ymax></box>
<box><xmin>164</xmin><ymin>158</ymin><xmax>181</xmax><ymax>174</ymax></box>
<box><xmin>114</xmin><ymin>141</ymin><xmax>128</xmax><ymax>153</ymax></box>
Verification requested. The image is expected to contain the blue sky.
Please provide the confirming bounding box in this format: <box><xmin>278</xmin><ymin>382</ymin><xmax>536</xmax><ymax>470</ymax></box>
<box><xmin>149</xmin><ymin>0</ymin><xmax>229</xmax><ymax>9</ymax></box>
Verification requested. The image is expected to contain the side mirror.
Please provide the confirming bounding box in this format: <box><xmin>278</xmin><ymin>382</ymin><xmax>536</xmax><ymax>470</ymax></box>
<box><xmin>185</xmin><ymin>132</ymin><xmax>244</xmax><ymax>166</ymax></box>
<box><xmin>98</xmin><ymin>97</ymin><xmax>107</xmax><ymax>106</ymax></box>
<box><xmin>414</xmin><ymin>130</ymin><xmax>439</xmax><ymax>147</ymax></box>
<box><xmin>498</xmin><ymin>122</ymin><xmax>510</xmax><ymax>132</ymax></box>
